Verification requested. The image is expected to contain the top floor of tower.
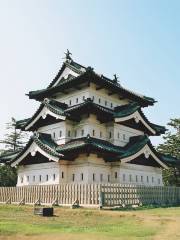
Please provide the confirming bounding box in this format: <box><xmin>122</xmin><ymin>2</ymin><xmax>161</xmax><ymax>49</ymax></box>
<box><xmin>27</xmin><ymin>50</ymin><xmax>156</xmax><ymax>109</ymax></box>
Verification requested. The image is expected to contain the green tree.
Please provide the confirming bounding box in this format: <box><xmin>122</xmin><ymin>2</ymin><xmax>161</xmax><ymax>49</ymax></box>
<box><xmin>0</xmin><ymin>165</ymin><xmax>17</xmax><ymax>187</ymax></box>
<box><xmin>157</xmin><ymin>118</ymin><xmax>180</xmax><ymax>186</ymax></box>
<box><xmin>0</xmin><ymin>118</ymin><xmax>28</xmax><ymax>186</ymax></box>
<box><xmin>0</xmin><ymin>117</ymin><xmax>28</xmax><ymax>154</ymax></box>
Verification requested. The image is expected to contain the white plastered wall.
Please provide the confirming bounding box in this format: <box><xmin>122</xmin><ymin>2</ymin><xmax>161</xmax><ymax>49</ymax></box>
<box><xmin>17</xmin><ymin>153</ymin><xmax>163</xmax><ymax>186</ymax></box>
<box><xmin>17</xmin><ymin>162</ymin><xmax>60</xmax><ymax>186</ymax></box>
<box><xmin>38</xmin><ymin>122</ymin><xmax>67</xmax><ymax>145</ymax></box>
<box><xmin>37</xmin><ymin>114</ymin><xmax>144</xmax><ymax>147</ymax></box>
<box><xmin>55</xmin><ymin>83</ymin><xmax>129</xmax><ymax>109</ymax></box>
<box><xmin>119</xmin><ymin>163</ymin><xmax>163</xmax><ymax>186</ymax></box>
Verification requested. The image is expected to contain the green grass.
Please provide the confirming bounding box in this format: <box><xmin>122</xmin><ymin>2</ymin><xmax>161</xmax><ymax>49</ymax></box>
<box><xmin>0</xmin><ymin>205</ymin><xmax>180</xmax><ymax>240</ymax></box>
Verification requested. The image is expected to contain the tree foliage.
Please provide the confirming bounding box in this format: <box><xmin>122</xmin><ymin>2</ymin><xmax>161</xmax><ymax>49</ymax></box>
<box><xmin>0</xmin><ymin>118</ymin><xmax>28</xmax><ymax>186</ymax></box>
<box><xmin>157</xmin><ymin>118</ymin><xmax>180</xmax><ymax>186</ymax></box>
<box><xmin>0</xmin><ymin>117</ymin><xmax>28</xmax><ymax>154</ymax></box>
<box><xmin>0</xmin><ymin>165</ymin><xmax>17</xmax><ymax>187</ymax></box>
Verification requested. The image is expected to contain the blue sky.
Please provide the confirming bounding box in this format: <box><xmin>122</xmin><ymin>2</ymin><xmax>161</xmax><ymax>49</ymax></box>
<box><xmin>0</xmin><ymin>0</ymin><xmax>179</xmax><ymax>146</ymax></box>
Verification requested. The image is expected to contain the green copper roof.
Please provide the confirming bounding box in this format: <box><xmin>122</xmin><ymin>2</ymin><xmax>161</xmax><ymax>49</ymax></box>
<box><xmin>120</xmin><ymin>135</ymin><xmax>150</xmax><ymax>159</ymax></box>
<box><xmin>47</xmin><ymin>60</ymin><xmax>86</xmax><ymax>89</ymax></box>
<box><xmin>8</xmin><ymin>132</ymin><xmax>179</xmax><ymax>167</ymax></box>
<box><xmin>114</xmin><ymin>102</ymin><xmax>166</xmax><ymax>135</ymax></box>
<box><xmin>114</xmin><ymin>102</ymin><xmax>140</xmax><ymax>118</ymax></box>
<box><xmin>56</xmin><ymin>135</ymin><xmax>160</xmax><ymax>163</ymax></box>
<box><xmin>27</xmin><ymin>59</ymin><xmax>155</xmax><ymax>107</ymax></box>
<box><xmin>33</xmin><ymin>133</ymin><xmax>61</xmax><ymax>158</ymax></box>
<box><xmin>66</xmin><ymin>98</ymin><xmax>114</xmax><ymax>115</ymax></box>
<box><xmin>17</xmin><ymin>100</ymin><xmax>165</xmax><ymax>136</ymax></box>
<box><xmin>56</xmin><ymin>135</ymin><xmax>150</xmax><ymax>158</ymax></box>
<box><xmin>16</xmin><ymin>99</ymin><xmax>68</xmax><ymax>130</ymax></box>
<box><xmin>44</xmin><ymin>99</ymin><xmax>67</xmax><ymax>115</ymax></box>
<box><xmin>65</xmin><ymin>61</ymin><xmax>86</xmax><ymax>74</ymax></box>
<box><xmin>57</xmin><ymin>135</ymin><xmax>124</xmax><ymax>155</ymax></box>
<box><xmin>11</xmin><ymin>133</ymin><xmax>62</xmax><ymax>165</ymax></box>
<box><xmin>65</xmin><ymin>98</ymin><xmax>114</xmax><ymax>123</ymax></box>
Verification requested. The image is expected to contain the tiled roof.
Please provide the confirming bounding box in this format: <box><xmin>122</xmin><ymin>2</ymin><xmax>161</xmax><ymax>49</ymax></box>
<box><xmin>7</xmin><ymin>132</ymin><xmax>179</xmax><ymax>167</ymax></box>
<box><xmin>120</xmin><ymin>135</ymin><xmax>150</xmax><ymax>159</ymax></box>
<box><xmin>56</xmin><ymin>135</ymin><xmax>153</xmax><ymax>160</ymax></box>
<box><xmin>16</xmin><ymin>99</ymin><xmax>68</xmax><ymax>130</ymax></box>
<box><xmin>16</xmin><ymin>100</ymin><xmax>165</xmax><ymax>136</ymax></box>
<box><xmin>65</xmin><ymin>98</ymin><xmax>114</xmax><ymax>121</ymax></box>
<box><xmin>114</xmin><ymin>102</ymin><xmax>140</xmax><ymax>118</ymax></box>
<box><xmin>33</xmin><ymin>132</ymin><xmax>61</xmax><ymax>157</ymax></box>
<box><xmin>10</xmin><ymin>133</ymin><xmax>62</xmax><ymax>165</ymax></box>
<box><xmin>114</xmin><ymin>102</ymin><xmax>166</xmax><ymax>135</ymax></box>
<box><xmin>57</xmin><ymin>135</ymin><xmax>124</xmax><ymax>155</ymax></box>
<box><xmin>27</xmin><ymin>59</ymin><xmax>155</xmax><ymax>107</ymax></box>
<box><xmin>47</xmin><ymin>60</ymin><xmax>86</xmax><ymax>89</ymax></box>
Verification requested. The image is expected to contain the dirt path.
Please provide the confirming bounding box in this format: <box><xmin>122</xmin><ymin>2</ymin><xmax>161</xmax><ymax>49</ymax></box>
<box><xmin>152</xmin><ymin>217</ymin><xmax>180</xmax><ymax>240</ymax></box>
<box><xmin>0</xmin><ymin>234</ymin><xmax>121</xmax><ymax>240</ymax></box>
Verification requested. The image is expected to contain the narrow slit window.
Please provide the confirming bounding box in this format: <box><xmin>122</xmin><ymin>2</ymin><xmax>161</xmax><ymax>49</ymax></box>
<box><xmin>53</xmin><ymin>174</ymin><xmax>56</xmax><ymax>181</ymax></box>
<box><xmin>105</xmin><ymin>100</ymin><xmax>107</xmax><ymax>106</ymax></box>
<box><xmin>99</xmin><ymin>98</ymin><xmax>101</xmax><ymax>104</ymax></box>
<box><xmin>76</xmin><ymin>98</ymin><xmax>78</xmax><ymax>103</ymax></box>
<box><xmin>39</xmin><ymin>175</ymin><xmax>42</xmax><ymax>182</ymax></box>
<box><xmin>93</xmin><ymin>129</ymin><xmax>95</xmax><ymax>136</ymax></box>
<box><xmin>27</xmin><ymin>176</ymin><xmax>29</xmax><ymax>182</ymax></box>
<box><xmin>81</xmin><ymin>173</ymin><xmax>83</xmax><ymax>181</ymax></box>
<box><xmin>100</xmin><ymin>131</ymin><xmax>102</xmax><ymax>138</ymax></box>
<box><xmin>59</xmin><ymin>130</ymin><xmax>62</xmax><ymax>137</ymax></box>
<box><xmin>72</xmin><ymin>174</ymin><xmax>75</xmax><ymax>182</ymax></box>
<box><xmin>21</xmin><ymin>177</ymin><xmax>23</xmax><ymax>183</ymax></box>
<box><xmin>147</xmin><ymin>176</ymin><xmax>149</xmax><ymax>183</ymax></box>
<box><xmin>74</xmin><ymin>130</ymin><xmax>77</xmax><ymax>137</ymax></box>
<box><xmin>141</xmin><ymin>176</ymin><xmax>143</xmax><ymax>182</ymax></box>
<box><xmin>152</xmin><ymin>176</ymin><xmax>154</xmax><ymax>183</ymax></box>
<box><xmin>108</xmin><ymin>174</ymin><xmax>110</xmax><ymax>182</ymax></box>
<box><xmin>81</xmin><ymin>129</ymin><xmax>84</xmax><ymax>136</ymax></box>
<box><xmin>93</xmin><ymin>173</ymin><xmax>95</xmax><ymax>182</ymax></box>
<box><xmin>136</xmin><ymin>175</ymin><xmax>138</xmax><ymax>182</ymax></box>
<box><xmin>100</xmin><ymin>174</ymin><xmax>103</xmax><ymax>182</ymax></box>
<box><xmin>62</xmin><ymin>172</ymin><xmax>64</xmax><ymax>179</ymax></box>
<box><xmin>33</xmin><ymin>176</ymin><xmax>35</xmax><ymax>182</ymax></box>
<box><xmin>115</xmin><ymin>172</ymin><xmax>118</xmax><ymax>179</ymax></box>
<box><xmin>68</xmin><ymin>130</ymin><xmax>71</xmax><ymax>137</ymax></box>
<box><xmin>69</xmin><ymin>100</ymin><xmax>72</xmax><ymax>106</ymax></box>
<box><xmin>109</xmin><ymin>132</ymin><xmax>112</xmax><ymax>139</ymax></box>
<box><xmin>129</xmin><ymin>174</ymin><xmax>132</xmax><ymax>182</ymax></box>
<box><xmin>53</xmin><ymin>132</ymin><xmax>56</xmax><ymax>139</ymax></box>
<box><xmin>46</xmin><ymin>175</ymin><xmax>49</xmax><ymax>181</ymax></box>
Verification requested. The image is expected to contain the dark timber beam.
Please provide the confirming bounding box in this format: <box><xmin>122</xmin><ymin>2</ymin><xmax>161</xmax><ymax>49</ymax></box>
<box><xmin>108</xmin><ymin>91</ymin><xmax>115</xmax><ymax>96</ymax></box>
<box><xmin>119</xmin><ymin>96</ymin><xmax>124</xmax><ymax>100</ymax></box>
<box><xmin>74</xmin><ymin>85</ymin><xmax>82</xmax><ymax>90</ymax></box>
<box><xmin>59</xmin><ymin>89</ymin><xmax>69</xmax><ymax>94</ymax></box>
<box><xmin>96</xmin><ymin>85</ymin><xmax>103</xmax><ymax>90</ymax></box>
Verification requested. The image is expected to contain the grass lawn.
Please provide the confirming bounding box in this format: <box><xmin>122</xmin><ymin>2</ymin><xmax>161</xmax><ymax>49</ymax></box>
<box><xmin>0</xmin><ymin>205</ymin><xmax>180</xmax><ymax>240</ymax></box>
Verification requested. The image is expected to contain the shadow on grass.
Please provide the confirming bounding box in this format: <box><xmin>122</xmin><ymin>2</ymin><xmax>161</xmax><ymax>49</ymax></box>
<box><xmin>102</xmin><ymin>203</ymin><xmax>180</xmax><ymax>212</ymax></box>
